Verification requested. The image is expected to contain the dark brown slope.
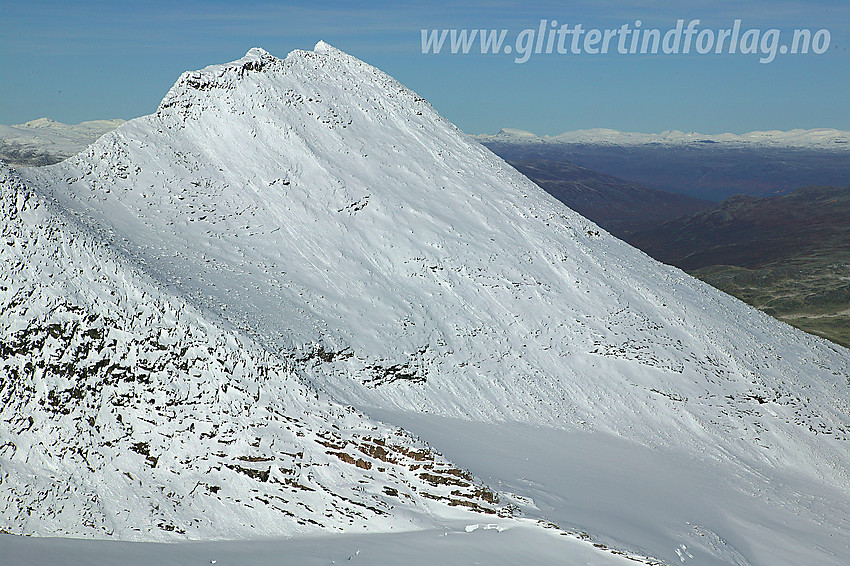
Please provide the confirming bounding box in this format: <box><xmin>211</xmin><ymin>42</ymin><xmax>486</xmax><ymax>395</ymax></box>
<box><xmin>629</xmin><ymin>186</ymin><xmax>850</xmax><ymax>347</ymax></box>
<box><xmin>628</xmin><ymin>186</ymin><xmax>850</xmax><ymax>270</ymax></box>
<box><xmin>506</xmin><ymin>158</ymin><xmax>713</xmax><ymax>237</ymax></box>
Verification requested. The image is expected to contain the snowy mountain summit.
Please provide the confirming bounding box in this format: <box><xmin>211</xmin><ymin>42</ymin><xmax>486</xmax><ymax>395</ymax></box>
<box><xmin>3</xmin><ymin>43</ymin><xmax>850</xmax><ymax>565</ymax></box>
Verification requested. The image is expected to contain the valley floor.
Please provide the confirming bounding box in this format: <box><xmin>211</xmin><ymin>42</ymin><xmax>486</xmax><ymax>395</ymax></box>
<box><xmin>694</xmin><ymin>259</ymin><xmax>850</xmax><ymax>348</ymax></box>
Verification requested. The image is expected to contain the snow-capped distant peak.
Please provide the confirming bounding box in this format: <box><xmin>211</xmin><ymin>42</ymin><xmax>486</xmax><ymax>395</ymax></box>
<box><xmin>498</xmin><ymin>128</ymin><xmax>538</xmax><ymax>138</ymax></box>
<box><xmin>244</xmin><ymin>46</ymin><xmax>271</xmax><ymax>58</ymax></box>
<box><xmin>0</xmin><ymin>117</ymin><xmax>126</xmax><ymax>166</ymax></box>
<box><xmin>16</xmin><ymin>117</ymin><xmax>58</xmax><ymax>128</ymax></box>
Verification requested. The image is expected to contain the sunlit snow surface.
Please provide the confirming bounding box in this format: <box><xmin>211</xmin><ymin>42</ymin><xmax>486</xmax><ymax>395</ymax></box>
<box><xmin>1</xmin><ymin>525</ymin><xmax>642</xmax><ymax>566</ymax></box>
<box><xmin>3</xmin><ymin>43</ymin><xmax>850</xmax><ymax>565</ymax></box>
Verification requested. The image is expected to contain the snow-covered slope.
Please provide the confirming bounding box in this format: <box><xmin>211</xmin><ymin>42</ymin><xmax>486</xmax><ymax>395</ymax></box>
<box><xmin>5</xmin><ymin>43</ymin><xmax>850</xmax><ymax>564</ymax></box>
<box><xmin>0</xmin><ymin>118</ymin><xmax>125</xmax><ymax>166</ymax></box>
<box><xmin>476</xmin><ymin>126</ymin><xmax>850</xmax><ymax>149</ymax></box>
<box><xmin>0</xmin><ymin>164</ymin><xmax>514</xmax><ymax>541</ymax></box>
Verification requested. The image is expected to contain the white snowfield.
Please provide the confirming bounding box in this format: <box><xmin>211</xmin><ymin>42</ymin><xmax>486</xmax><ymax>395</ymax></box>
<box><xmin>0</xmin><ymin>525</ymin><xmax>646</xmax><ymax>566</ymax></box>
<box><xmin>2</xmin><ymin>42</ymin><xmax>850</xmax><ymax>566</ymax></box>
<box><xmin>475</xmin><ymin>126</ymin><xmax>850</xmax><ymax>149</ymax></box>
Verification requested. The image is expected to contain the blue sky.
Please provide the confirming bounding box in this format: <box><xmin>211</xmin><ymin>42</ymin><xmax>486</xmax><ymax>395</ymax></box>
<box><xmin>1</xmin><ymin>0</ymin><xmax>848</xmax><ymax>134</ymax></box>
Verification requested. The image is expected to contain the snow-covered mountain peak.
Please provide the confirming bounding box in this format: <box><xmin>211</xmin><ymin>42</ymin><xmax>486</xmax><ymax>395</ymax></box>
<box><xmin>24</xmin><ymin>44</ymin><xmax>850</xmax><ymax>440</ymax></box>
<box><xmin>245</xmin><ymin>46</ymin><xmax>271</xmax><ymax>58</ymax></box>
<box><xmin>157</xmin><ymin>47</ymin><xmax>283</xmax><ymax>114</ymax></box>
<box><xmin>7</xmin><ymin>45</ymin><xmax>850</xmax><ymax>562</ymax></box>
<box><xmin>496</xmin><ymin>127</ymin><xmax>537</xmax><ymax>138</ymax></box>
<box><xmin>313</xmin><ymin>39</ymin><xmax>342</xmax><ymax>55</ymax></box>
<box><xmin>152</xmin><ymin>43</ymin><xmax>428</xmax><ymax>135</ymax></box>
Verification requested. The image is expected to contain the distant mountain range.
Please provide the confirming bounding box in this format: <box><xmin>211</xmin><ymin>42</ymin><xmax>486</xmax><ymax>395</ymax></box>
<box><xmin>0</xmin><ymin>118</ymin><xmax>125</xmax><ymax>166</ymax></box>
<box><xmin>482</xmin><ymin>129</ymin><xmax>850</xmax><ymax>201</ymax></box>
<box><xmin>476</xmin><ymin>127</ymin><xmax>850</xmax><ymax>150</ymax></box>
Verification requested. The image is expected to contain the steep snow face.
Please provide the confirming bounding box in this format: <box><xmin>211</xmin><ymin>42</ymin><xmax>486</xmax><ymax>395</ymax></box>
<box><xmin>0</xmin><ymin>165</ymin><xmax>509</xmax><ymax>540</ymax></box>
<box><xmin>11</xmin><ymin>43</ymin><xmax>850</xmax><ymax>561</ymax></box>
